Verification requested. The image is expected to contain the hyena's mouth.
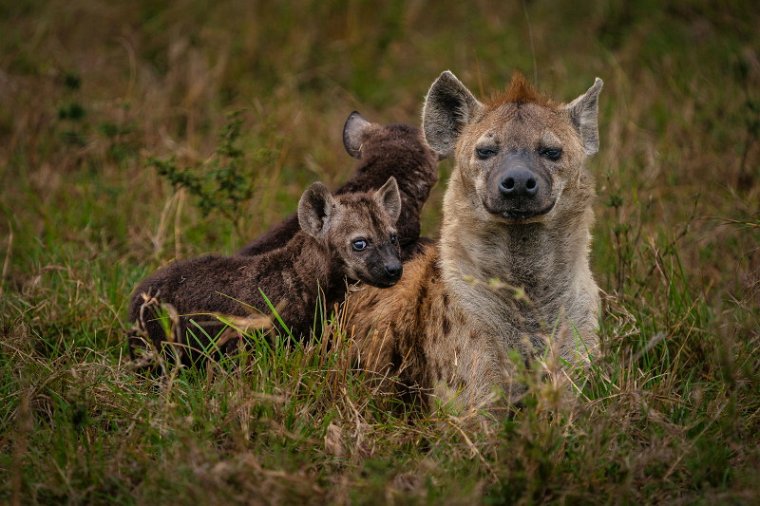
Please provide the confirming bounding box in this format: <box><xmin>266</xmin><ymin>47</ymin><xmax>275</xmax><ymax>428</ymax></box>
<box><xmin>485</xmin><ymin>198</ymin><xmax>557</xmax><ymax>222</ymax></box>
<box><xmin>355</xmin><ymin>268</ymin><xmax>403</xmax><ymax>289</ymax></box>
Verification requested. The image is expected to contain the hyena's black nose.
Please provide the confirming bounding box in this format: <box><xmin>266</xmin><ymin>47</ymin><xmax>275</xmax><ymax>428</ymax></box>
<box><xmin>384</xmin><ymin>262</ymin><xmax>402</xmax><ymax>280</ymax></box>
<box><xmin>500</xmin><ymin>168</ymin><xmax>538</xmax><ymax>198</ymax></box>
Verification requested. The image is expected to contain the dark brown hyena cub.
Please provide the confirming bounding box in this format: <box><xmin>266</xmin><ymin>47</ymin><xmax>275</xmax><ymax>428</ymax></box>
<box><xmin>238</xmin><ymin>112</ymin><xmax>438</xmax><ymax>260</ymax></box>
<box><xmin>129</xmin><ymin>177</ymin><xmax>403</xmax><ymax>365</ymax></box>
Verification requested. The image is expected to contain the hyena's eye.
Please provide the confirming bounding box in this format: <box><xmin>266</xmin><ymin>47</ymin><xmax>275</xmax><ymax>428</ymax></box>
<box><xmin>476</xmin><ymin>146</ymin><xmax>499</xmax><ymax>160</ymax></box>
<box><xmin>539</xmin><ymin>147</ymin><xmax>563</xmax><ymax>161</ymax></box>
<box><xmin>351</xmin><ymin>239</ymin><xmax>368</xmax><ymax>251</ymax></box>
<box><xmin>390</xmin><ymin>233</ymin><xmax>398</xmax><ymax>244</ymax></box>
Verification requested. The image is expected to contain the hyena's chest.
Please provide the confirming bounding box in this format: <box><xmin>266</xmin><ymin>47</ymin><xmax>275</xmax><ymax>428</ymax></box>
<box><xmin>422</xmin><ymin>308</ymin><xmax>519</xmax><ymax>407</ymax></box>
<box><xmin>419</xmin><ymin>280</ymin><xmax>556</xmax><ymax>404</ymax></box>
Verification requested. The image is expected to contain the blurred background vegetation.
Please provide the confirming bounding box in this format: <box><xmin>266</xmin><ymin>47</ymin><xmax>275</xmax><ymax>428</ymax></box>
<box><xmin>0</xmin><ymin>0</ymin><xmax>758</xmax><ymax>503</ymax></box>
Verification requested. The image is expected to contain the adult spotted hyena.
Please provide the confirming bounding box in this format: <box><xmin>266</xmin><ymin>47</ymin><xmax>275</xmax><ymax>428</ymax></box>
<box><xmin>348</xmin><ymin>71</ymin><xmax>603</xmax><ymax>410</ymax></box>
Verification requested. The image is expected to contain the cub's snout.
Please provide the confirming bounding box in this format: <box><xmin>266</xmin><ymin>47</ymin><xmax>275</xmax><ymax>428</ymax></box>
<box><xmin>365</xmin><ymin>242</ymin><xmax>403</xmax><ymax>287</ymax></box>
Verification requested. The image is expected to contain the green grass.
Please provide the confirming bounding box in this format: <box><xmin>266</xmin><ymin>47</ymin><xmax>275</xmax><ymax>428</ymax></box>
<box><xmin>1</xmin><ymin>0</ymin><xmax>759</xmax><ymax>504</ymax></box>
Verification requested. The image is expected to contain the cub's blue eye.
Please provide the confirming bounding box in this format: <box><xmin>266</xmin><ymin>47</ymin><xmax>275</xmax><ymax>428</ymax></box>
<box><xmin>539</xmin><ymin>147</ymin><xmax>562</xmax><ymax>161</ymax></box>
<box><xmin>476</xmin><ymin>147</ymin><xmax>498</xmax><ymax>160</ymax></box>
<box><xmin>352</xmin><ymin>239</ymin><xmax>368</xmax><ymax>251</ymax></box>
<box><xmin>390</xmin><ymin>233</ymin><xmax>398</xmax><ymax>244</ymax></box>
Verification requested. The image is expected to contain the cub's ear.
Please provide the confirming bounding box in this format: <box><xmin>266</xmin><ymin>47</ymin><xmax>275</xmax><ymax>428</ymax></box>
<box><xmin>565</xmin><ymin>78</ymin><xmax>604</xmax><ymax>155</ymax></box>
<box><xmin>422</xmin><ymin>70</ymin><xmax>483</xmax><ymax>159</ymax></box>
<box><xmin>374</xmin><ymin>177</ymin><xmax>402</xmax><ymax>224</ymax></box>
<box><xmin>298</xmin><ymin>182</ymin><xmax>335</xmax><ymax>240</ymax></box>
<box><xmin>343</xmin><ymin>111</ymin><xmax>374</xmax><ymax>159</ymax></box>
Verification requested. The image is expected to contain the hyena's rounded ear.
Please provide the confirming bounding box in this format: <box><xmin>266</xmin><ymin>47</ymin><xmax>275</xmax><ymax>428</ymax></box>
<box><xmin>565</xmin><ymin>78</ymin><xmax>604</xmax><ymax>156</ymax></box>
<box><xmin>298</xmin><ymin>182</ymin><xmax>335</xmax><ymax>240</ymax></box>
<box><xmin>343</xmin><ymin>111</ymin><xmax>373</xmax><ymax>159</ymax></box>
<box><xmin>374</xmin><ymin>176</ymin><xmax>402</xmax><ymax>224</ymax></box>
<box><xmin>422</xmin><ymin>70</ymin><xmax>483</xmax><ymax>159</ymax></box>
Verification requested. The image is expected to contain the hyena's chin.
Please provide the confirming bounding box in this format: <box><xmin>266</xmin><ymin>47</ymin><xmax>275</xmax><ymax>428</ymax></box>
<box><xmin>359</xmin><ymin>268</ymin><xmax>401</xmax><ymax>288</ymax></box>
<box><xmin>365</xmin><ymin>278</ymin><xmax>400</xmax><ymax>289</ymax></box>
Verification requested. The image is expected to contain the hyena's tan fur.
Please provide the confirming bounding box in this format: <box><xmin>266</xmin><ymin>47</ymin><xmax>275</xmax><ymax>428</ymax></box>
<box><xmin>348</xmin><ymin>71</ymin><xmax>604</xmax><ymax>409</ymax></box>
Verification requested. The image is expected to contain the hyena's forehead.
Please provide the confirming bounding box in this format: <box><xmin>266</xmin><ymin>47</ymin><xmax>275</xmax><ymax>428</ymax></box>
<box><xmin>469</xmin><ymin>104</ymin><xmax>573</xmax><ymax>149</ymax></box>
<box><xmin>334</xmin><ymin>197</ymin><xmax>394</xmax><ymax>238</ymax></box>
<box><xmin>473</xmin><ymin>127</ymin><xmax>565</xmax><ymax>150</ymax></box>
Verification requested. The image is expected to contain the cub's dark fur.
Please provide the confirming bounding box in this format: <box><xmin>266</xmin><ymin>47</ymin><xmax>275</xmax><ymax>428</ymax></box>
<box><xmin>238</xmin><ymin>112</ymin><xmax>438</xmax><ymax>260</ymax></box>
<box><xmin>129</xmin><ymin>178</ymin><xmax>403</xmax><ymax>365</ymax></box>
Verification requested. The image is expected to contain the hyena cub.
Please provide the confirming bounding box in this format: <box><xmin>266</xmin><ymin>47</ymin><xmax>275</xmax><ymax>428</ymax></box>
<box><xmin>129</xmin><ymin>177</ymin><xmax>403</xmax><ymax>365</ymax></box>
<box><xmin>238</xmin><ymin>111</ymin><xmax>438</xmax><ymax>260</ymax></box>
<box><xmin>348</xmin><ymin>71</ymin><xmax>604</xmax><ymax>410</ymax></box>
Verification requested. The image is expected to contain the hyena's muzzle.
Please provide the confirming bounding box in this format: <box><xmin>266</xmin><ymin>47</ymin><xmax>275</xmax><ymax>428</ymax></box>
<box><xmin>364</xmin><ymin>242</ymin><xmax>403</xmax><ymax>288</ymax></box>
<box><xmin>485</xmin><ymin>150</ymin><xmax>555</xmax><ymax>221</ymax></box>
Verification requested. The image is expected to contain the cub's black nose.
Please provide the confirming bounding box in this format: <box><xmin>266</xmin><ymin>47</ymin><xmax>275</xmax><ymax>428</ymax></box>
<box><xmin>499</xmin><ymin>167</ymin><xmax>538</xmax><ymax>198</ymax></box>
<box><xmin>384</xmin><ymin>263</ymin><xmax>402</xmax><ymax>280</ymax></box>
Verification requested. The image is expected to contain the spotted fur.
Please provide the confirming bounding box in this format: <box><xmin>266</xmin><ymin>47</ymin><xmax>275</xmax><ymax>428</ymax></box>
<box><xmin>347</xmin><ymin>71</ymin><xmax>604</xmax><ymax>410</ymax></box>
